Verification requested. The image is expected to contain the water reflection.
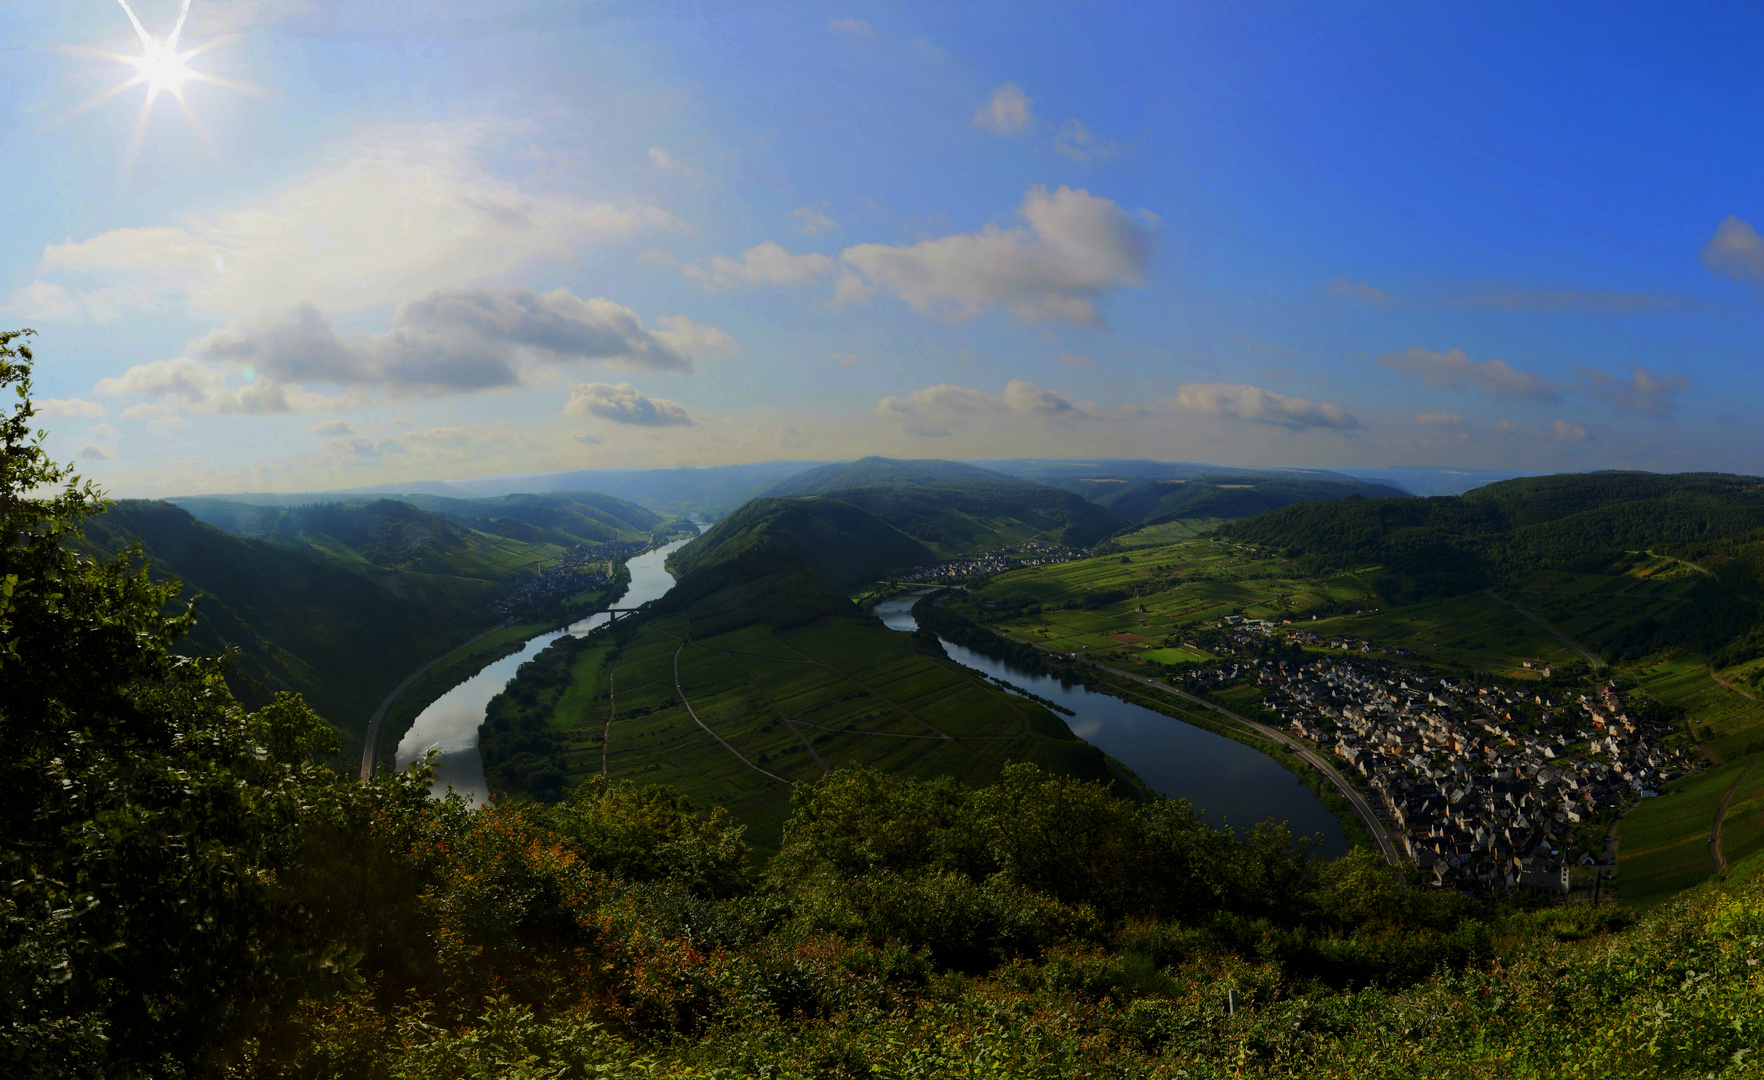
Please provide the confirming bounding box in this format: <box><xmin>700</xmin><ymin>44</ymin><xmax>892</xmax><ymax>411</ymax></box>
<box><xmin>871</xmin><ymin>594</ymin><xmax>1346</xmax><ymax>855</ymax></box>
<box><xmin>394</xmin><ymin>529</ymin><xmax>698</xmax><ymax>802</ymax></box>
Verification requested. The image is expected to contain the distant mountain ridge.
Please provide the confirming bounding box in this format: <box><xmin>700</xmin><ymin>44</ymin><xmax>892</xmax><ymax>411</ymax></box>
<box><xmin>762</xmin><ymin>456</ymin><xmax>1127</xmax><ymax>554</ymax></box>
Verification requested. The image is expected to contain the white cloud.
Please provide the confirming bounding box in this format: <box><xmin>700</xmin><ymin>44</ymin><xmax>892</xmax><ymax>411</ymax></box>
<box><xmin>1054</xmin><ymin>119</ymin><xmax>1123</xmax><ymax>165</ymax></box>
<box><xmin>677</xmin><ymin>187</ymin><xmax>1149</xmax><ymax>324</ymax></box>
<box><xmin>1701</xmin><ymin>216</ymin><xmax>1764</xmax><ymax>282</ymax></box>
<box><xmin>1379</xmin><ymin>346</ymin><xmax>1560</xmax><ymax>402</ymax></box>
<box><xmin>1171</xmin><ymin>383</ymin><xmax>1359</xmax><ymax>431</ymax></box>
<box><xmin>34</xmin><ymin>397</ymin><xmax>107</xmax><ymax>419</ymax></box>
<box><xmin>1325</xmin><ymin>278</ymin><xmax>1393</xmax><ymax>306</ymax></box>
<box><xmin>191</xmin><ymin>287</ymin><xmax>728</xmax><ymax>395</ymax></box>
<box><xmin>1554</xmin><ymin>419</ymin><xmax>1590</xmax><ymax>442</ymax></box>
<box><xmin>793</xmin><ymin>206</ymin><xmax>839</xmax><ymax>234</ymax></box>
<box><xmin>79</xmin><ymin>444</ymin><xmax>115</xmax><ymax>461</ymax></box>
<box><xmin>1414</xmin><ymin>411</ymin><xmax>1463</xmax><ymax>426</ymax></box>
<box><xmin>647</xmin><ymin>146</ymin><xmax>680</xmax><ymax>171</ymax></box>
<box><xmin>829</xmin><ymin>17</ymin><xmax>876</xmax><ymax>39</ymax></box>
<box><xmin>7</xmin><ymin>281</ymin><xmax>79</xmax><ymax>321</ymax></box>
<box><xmin>18</xmin><ymin>123</ymin><xmax>678</xmax><ymax>323</ymax></box>
<box><xmin>308</xmin><ymin>418</ymin><xmax>353</xmax><ymax>436</ymax></box>
<box><xmin>1572</xmin><ymin>363</ymin><xmax>1690</xmax><ymax>418</ymax></box>
<box><xmin>841</xmin><ymin>185</ymin><xmax>1151</xmax><ymax>324</ymax></box>
<box><xmin>565</xmin><ymin>382</ymin><xmax>692</xmax><ymax>426</ymax></box>
<box><xmin>974</xmin><ymin>83</ymin><xmax>1034</xmax><ymax>135</ymax></box>
<box><xmin>828</xmin><ymin>352</ymin><xmax>863</xmax><ymax>368</ymax></box>
<box><xmin>682</xmin><ymin>242</ymin><xmax>839</xmax><ymax>291</ymax></box>
<box><xmin>877</xmin><ymin>379</ymin><xmax>1092</xmax><ymax>436</ymax></box>
<box><xmin>95</xmin><ymin>357</ymin><xmax>335</xmax><ymax>417</ymax></box>
<box><xmin>1055</xmin><ymin>352</ymin><xmax>1096</xmax><ymax>369</ymax></box>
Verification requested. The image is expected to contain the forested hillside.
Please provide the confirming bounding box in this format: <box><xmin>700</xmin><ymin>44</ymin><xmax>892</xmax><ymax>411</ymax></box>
<box><xmin>765</xmin><ymin>457</ymin><xmax>1127</xmax><ymax>552</ymax></box>
<box><xmin>73</xmin><ymin>500</ymin><xmax>464</xmax><ymax>758</ymax></box>
<box><xmin>1224</xmin><ymin>472</ymin><xmax>1764</xmax><ymax>664</ymax></box>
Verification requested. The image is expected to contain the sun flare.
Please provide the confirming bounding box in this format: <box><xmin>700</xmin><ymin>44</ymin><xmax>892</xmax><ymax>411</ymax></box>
<box><xmin>129</xmin><ymin>36</ymin><xmax>197</xmax><ymax>96</ymax></box>
<box><xmin>68</xmin><ymin>0</ymin><xmax>264</xmax><ymax>171</ymax></box>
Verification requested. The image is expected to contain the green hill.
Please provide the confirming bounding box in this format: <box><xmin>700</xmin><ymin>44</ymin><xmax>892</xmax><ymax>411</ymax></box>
<box><xmin>1220</xmin><ymin>471</ymin><xmax>1764</xmax><ymax>665</ymax></box>
<box><xmin>1090</xmin><ymin>475</ymin><xmax>1409</xmax><ymax>525</ymax></box>
<box><xmin>74</xmin><ymin>501</ymin><xmax>464</xmax><ymax>756</ymax></box>
<box><xmin>764</xmin><ymin>456</ymin><xmax>1127</xmax><ymax>554</ymax></box>
<box><xmin>668</xmin><ymin>495</ymin><xmax>935</xmax><ymax>591</ymax></box>
<box><xmin>173</xmin><ymin>497</ymin><xmax>588</xmax><ymax>611</ymax></box>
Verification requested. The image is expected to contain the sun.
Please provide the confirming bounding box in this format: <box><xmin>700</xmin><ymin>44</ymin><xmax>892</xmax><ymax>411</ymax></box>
<box><xmin>66</xmin><ymin>0</ymin><xmax>265</xmax><ymax>170</ymax></box>
<box><xmin>129</xmin><ymin>35</ymin><xmax>197</xmax><ymax>97</ymax></box>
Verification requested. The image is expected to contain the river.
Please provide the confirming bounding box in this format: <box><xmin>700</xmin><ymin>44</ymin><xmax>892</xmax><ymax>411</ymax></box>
<box><xmin>394</xmin><ymin>530</ymin><xmax>699</xmax><ymax>802</ymax></box>
<box><xmin>870</xmin><ymin>594</ymin><xmax>1348</xmax><ymax>855</ymax></box>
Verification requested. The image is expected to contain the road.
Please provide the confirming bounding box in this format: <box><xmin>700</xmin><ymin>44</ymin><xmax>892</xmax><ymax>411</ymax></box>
<box><xmin>358</xmin><ymin>621</ymin><xmax>512</xmax><ymax>781</ymax></box>
<box><xmin>998</xmin><ymin>631</ymin><xmax>1404</xmax><ymax>865</ymax></box>
<box><xmin>1484</xmin><ymin>589</ymin><xmax>1604</xmax><ymax>670</ymax></box>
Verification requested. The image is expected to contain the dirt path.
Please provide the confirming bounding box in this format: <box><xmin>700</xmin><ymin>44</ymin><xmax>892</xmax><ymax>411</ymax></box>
<box><xmin>600</xmin><ymin>665</ymin><xmax>615</xmax><ymax>778</ymax></box>
<box><xmin>1712</xmin><ymin>753</ymin><xmax>1761</xmax><ymax>872</ymax></box>
<box><xmin>1708</xmin><ymin>662</ymin><xmax>1760</xmax><ymax>703</ymax></box>
<box><xmin>1484</xmin><ymin>589</ymin><xmax>1604</xmax><ymax>670</ymax></box>
<box><xmin>672</xmin><ymin>643</ymin><xmax>793</xmax><ymax>785</ymax></box>
<box><xmin>693</xmin><ymin>642</ymin><xmax>832</xmax><ymax>772</ymax></box>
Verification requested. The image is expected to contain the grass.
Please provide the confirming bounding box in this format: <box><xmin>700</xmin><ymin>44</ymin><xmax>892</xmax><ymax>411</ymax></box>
<box><xmin>1631</xmin><ymin>655</ymin><xmax>1764</xmax><ymax>761</ymax></box>
<box><xmin>1614</xmin><ymin>758</ymin><xmax>1743</xmax><ymax>907</ymax></box>
<box><xmin>536</xmin><ymin>615</ymin><xmax>1110</xmax><ymax>853</ymax></box>
<box><xmin>1720</xmin><ymin>754</ymin><xmax>1764</xmax><ymax>869</ymax></box>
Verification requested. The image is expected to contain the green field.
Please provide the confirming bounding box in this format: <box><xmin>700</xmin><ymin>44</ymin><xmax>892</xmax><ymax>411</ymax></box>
<box><xmin>515</xmin><ymin>614</ymin><xmax>1112</xmax><ymax>852</ymax></box>
<box><xmin>1719</xmin><ymin>754</ymin><xmax>1764</xmax><ymax>868</ymax></box>
<box><xmin>1631</xmin><ymin>656</ymin><xmax>1764</xmax><ymax>760</ymax></box>
<box><xmin>1615</xmin><ymin>758</ymin><xmax>1745</xmax><ymax>906</ymax></box>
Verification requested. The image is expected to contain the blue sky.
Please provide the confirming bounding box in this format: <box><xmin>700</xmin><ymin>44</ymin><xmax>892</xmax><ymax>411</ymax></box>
<box><xmin>5</xmin><ymin>1</ymin><xmax>1762</xmax><ymax>495</ymax></box>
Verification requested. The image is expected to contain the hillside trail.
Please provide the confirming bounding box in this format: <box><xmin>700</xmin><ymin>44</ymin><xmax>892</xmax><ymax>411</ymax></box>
<box><xmin>600</xmin><ymin>664</ymin><xmax>615</xmax><ymax>778</ymax></box>
<box><xmin>1483</xmin><ymin>589</ymin><xmax>1604</xmax><ymax>670</ymax></box>
<box><xmin>669</xmin><ymin>641</ymin><xmax>794</xmax><ymax>786</ymax></box>
<box><xmin>1712</xmin><ymin>752</ymin><xmax>1761</xmax><ymax>872</ymax></box>
<box><xmin>689</xmin><ymin>641</ymin><xmax>832</xmax><ymax>772</ymax></box>
<box><xmin>1708</xmin><ymin>661</ymin><xmax>1760</xmax><ymax>703</ymax></box>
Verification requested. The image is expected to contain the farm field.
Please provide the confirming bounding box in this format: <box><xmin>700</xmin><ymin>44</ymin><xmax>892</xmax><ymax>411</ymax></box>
<box><xmin>1105</xmin><ymin>517</ymin><xmax>1228</xmax><ymax>549</ymax></box>
<box><xmin>971</xmin><ymin>538</ymin><xmax>1374</xmax><ymax>659</ymax></box>
<box><xmin>1615</xmin><ymin>758</ymin><xmax>1744</xmax><ymax>907</ymax></box>
<box><xmin>1718</xmin><ymin>754</ymin><xmax>1764</xmax><ymax>869</ymax></box>
<box><xmin>545</xmin><ymin>615</ymin><xmax>1109</xmax><ymax>852</ymax></box>
<box><xmin>1631</xmin><ymin>656</ymin><xmax>1764</xmax><ymax>761</ymax></box>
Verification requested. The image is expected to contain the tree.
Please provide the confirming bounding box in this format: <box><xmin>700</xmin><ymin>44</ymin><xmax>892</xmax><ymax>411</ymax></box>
<box><xmin>0</xmin><ymin>330</ymin><xmax>346</xmax><ymax>1078</ymax></box>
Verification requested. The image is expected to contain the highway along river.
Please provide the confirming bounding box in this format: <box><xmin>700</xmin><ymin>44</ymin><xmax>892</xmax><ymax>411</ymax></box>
<box><xmin>870</xmin><ymin>594</ymin><xmax>1348</xmax><ymax>856</ymax></box>
<box><xmin>394</xmin><ymin>529</ymin><xmax>700</xmax><ymax>802</ymax></box>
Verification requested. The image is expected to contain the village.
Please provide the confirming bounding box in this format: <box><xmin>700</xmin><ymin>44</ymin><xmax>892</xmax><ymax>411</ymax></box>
<box><xmin>489</xmin><ymin>538</ymin><xmax>648</xmax><ymax>615</ymax></box>
<box><xmin>896</xmin><ymin>539</ymin><xmax>1094</xmax><ymax>583</ymax></box>
<box><xmin>1177</xmin><ymin>615</ymin><xmax>1694</xmax><ymax>895</ymax></box>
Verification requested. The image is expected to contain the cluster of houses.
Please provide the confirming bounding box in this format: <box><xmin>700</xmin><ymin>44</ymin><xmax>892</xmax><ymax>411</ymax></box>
<box><xmin>1203</xmin><ymin>614</ymin><xmax>1410</xmax><ymax>658</ymax></box>
<box><xmin>1179</xmin><ymin>641</ymin><xmax>1693</xmax><ymax>895</ymax></box>
<box><xmin>491</xmin><ymin>542</ymin><xmax>631</xmax><ymax>615</ymax></box>
<box><xmin>898</xmin><ymin>540</ymin><xmax>1093</xmax><ymax>583</ymax></box>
